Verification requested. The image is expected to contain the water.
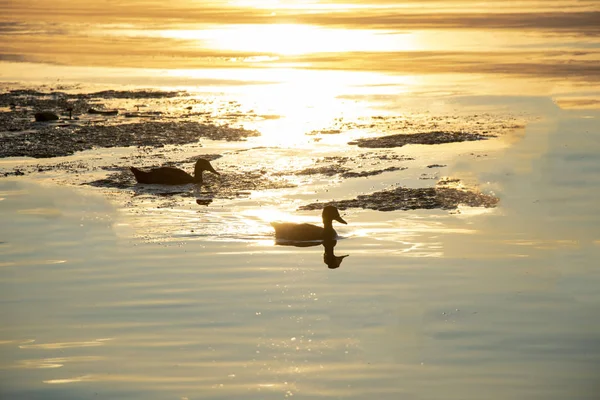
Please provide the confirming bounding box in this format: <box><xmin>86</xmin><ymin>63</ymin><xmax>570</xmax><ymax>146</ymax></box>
<box><xmin>1</xmin><ymin>99</ymin><xmax>599</xmax><ymax>398</ymax></box>
<box><xmin>1</xmin><ymin>1</ymin><xmax>600</xmax><ymax>398</ymax></box>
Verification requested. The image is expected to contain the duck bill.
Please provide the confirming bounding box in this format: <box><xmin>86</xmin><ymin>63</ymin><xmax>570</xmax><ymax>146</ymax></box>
<box><xmin>207</xmin><ymin>165</ymin><xmax>220</xmax><ymax>175</ymax></box>
<box><xmin>335</xmin><ymin>216</ymin><xmax>347</xmax><ymax>225</ymax></box>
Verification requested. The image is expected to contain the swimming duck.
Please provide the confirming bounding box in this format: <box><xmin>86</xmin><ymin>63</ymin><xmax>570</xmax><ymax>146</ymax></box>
<box><xmin>130</xmin><ymin>158</ymin><xmax>219</xmax><ymax>185</ymax></box>
<box><xmin>271</xmin><ymin>205</ymin><xmax>347</xmax><ymax>242</ymax></box>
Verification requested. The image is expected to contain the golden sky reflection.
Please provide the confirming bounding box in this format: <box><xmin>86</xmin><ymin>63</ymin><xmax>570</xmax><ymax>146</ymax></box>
<box><xmin>1</xmin><ymin>0</ymin><xmax>598</xmax><ymax>101</ymax></box>
<box><xmin>19</xmin><ymin>338</ymin><xmax>113</xmax><ymax>350</ymax></box>
<box><xmin>152</xmin><ymin>25</ymin><xmax>419</xmax><ymax>55</ymax></box>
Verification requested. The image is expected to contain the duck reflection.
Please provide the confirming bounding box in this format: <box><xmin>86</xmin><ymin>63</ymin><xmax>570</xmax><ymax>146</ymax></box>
<box><xmin>195</xmin><ymin>198</ymin><xmax>213</xmax><ymax>206</ymax></box>
<box><xmin>322</xmin><ymin>239</ymin><xmax>349</xmax><ymax>269</ymax></box>
<box><xmin>273</xmin><ymin>238</ymin><xmax>349</xmax><ymax>269</ymax></box>
<box><xmin>195</xmin><ymin>184</ymin><xmax>215</xmax><ymax>206</ymax></box>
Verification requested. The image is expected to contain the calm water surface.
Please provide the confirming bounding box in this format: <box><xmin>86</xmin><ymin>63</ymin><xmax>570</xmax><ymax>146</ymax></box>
<box><xmin>1</xmin><ymin>104</ymin><xmax>599</xmax><ymax>399</ymax></box>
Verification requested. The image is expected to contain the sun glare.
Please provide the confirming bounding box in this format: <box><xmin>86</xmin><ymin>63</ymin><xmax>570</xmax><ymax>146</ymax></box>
<box><xmin>242</xmin><ymin>207</ymin><xmax>315</xmax><ymax>224</ymax></box>
<box><xmin>162</xmin><ymin>66</ymin><xmax>421</xmax><ymax>147</ymax></box>
<box><xmin>159</xmin><ymin>24</ymin><xmax>417</xmax><ymax>56</ymax></box>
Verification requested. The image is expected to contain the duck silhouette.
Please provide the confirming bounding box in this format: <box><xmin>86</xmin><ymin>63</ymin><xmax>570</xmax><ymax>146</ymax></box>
<box><xmin>130</xmin><ymin>158</ymin><xmax>219</xmax><ymax>185</ymax></box>
<box><xmin>271</xmin><ymin>205</ymin><xmax>347</xmax><ymax>242</ymax></box>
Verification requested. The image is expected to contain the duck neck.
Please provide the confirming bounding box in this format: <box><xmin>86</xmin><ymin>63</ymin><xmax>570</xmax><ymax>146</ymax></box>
<box><xmin>323</xmin><ymin>219</ymin><xmax>336</xmax><ymax>238</ymax></box>
<box><xmin>193</xmin><ymin>169</ymin><xmax>203</xmax><ymax>184</ymax></box>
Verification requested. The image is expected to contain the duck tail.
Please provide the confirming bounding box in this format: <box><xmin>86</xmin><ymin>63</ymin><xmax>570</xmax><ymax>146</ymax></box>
<box><xmin>130</xmin><ymin>166</ymin><xmax>149</xmax><ymax>183</ymax></box>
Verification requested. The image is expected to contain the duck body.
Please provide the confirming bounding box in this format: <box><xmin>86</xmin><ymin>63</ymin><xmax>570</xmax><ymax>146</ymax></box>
<box><xmin>130</xmin><ymin>158</ymin><xmax>219</xmax><ymax>185</ymax></box>
<box><xmin>130</xmin><ymin>166</ymin><xmax>196</xmax><ymax>185</ymax></box>
<box><xmin>272</xmin><ymin>206</ymin><xmax>347</xmax><ymax>242</ymax></box>
<box><xmin>271</xmin><ymin>222</ymin><xmax>336</xmax><ymax>242</ymax></box>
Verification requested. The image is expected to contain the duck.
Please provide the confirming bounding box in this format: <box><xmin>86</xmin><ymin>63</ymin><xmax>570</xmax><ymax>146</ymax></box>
<box><xmin>271</xmin><ymin>205</ymin><xmax>347</xmax><ymax>242</ymax></box>
<box><xmin>130</xmin><ymin>158</ymin><xmax>219</xmax><ymax>185</ymax></box>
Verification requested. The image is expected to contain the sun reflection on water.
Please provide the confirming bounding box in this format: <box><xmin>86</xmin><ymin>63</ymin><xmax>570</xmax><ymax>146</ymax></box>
<box><xmin>241</xmin><ymin>207</ymin><xmax>314</xmax><ymax>225</ymax></box>
<box><xmin>154</xmin><ymin>24</ymin><xmax>418</xmax><ymax>55</ymax></box>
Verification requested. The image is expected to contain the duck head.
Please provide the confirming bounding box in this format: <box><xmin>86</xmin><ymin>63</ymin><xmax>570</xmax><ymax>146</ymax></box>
<box><xmin>322</xmin><ymin>205</ymin><xmax>347</xmax><ymax>225</ymax></box>
<box><xmin>194</xmin><ymin>159</ymin><xmax>220</xmax><ymax>177</ymax></box>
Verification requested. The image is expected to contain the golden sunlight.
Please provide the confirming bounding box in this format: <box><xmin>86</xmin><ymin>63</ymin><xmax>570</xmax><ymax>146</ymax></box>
<box><xmin>159</xmin><ymin>24</ymin><xmax>418</xmax><ymax>55</ymax></box>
